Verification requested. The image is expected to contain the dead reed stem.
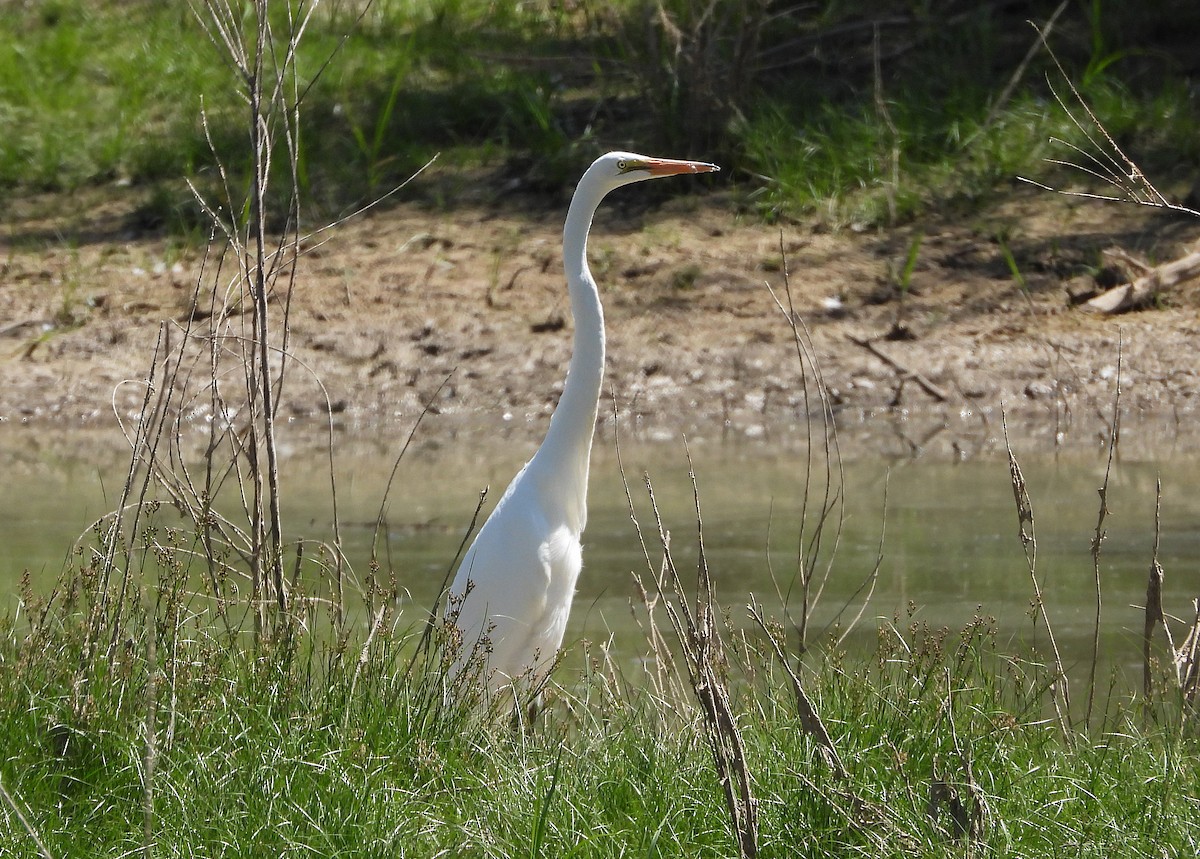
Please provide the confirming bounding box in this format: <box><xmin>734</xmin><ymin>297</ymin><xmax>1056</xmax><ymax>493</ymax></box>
<box><xmin>1087</xmin><ymin>339</ymin><xmax>1121</xmax><ymax>725</ymax></box>
<box><xmin>1002</xmin><ymin>408</ymin><xmax>1072</xmax><ymax>743</ymax></box>
<box><xmin>1144</xmin><ymin>477</ymin><xmax>1163</xmax><ymax>690</ymax></box>
<box><xmin>749</xmin><ymin>600</ymin><xmax>846</xmax><ymax>779</ymax></box>
<box><xmin>642</xmin><ymin>462</ymin><xmax>758</xmax><ymax>859</ymax></box>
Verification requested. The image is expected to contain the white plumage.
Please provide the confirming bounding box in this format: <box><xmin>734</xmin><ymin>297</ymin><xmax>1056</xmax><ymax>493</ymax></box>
<box><xmin>448</xmin><ymin>151</ymin><xmax>719</xmax><ymax>692</ymax></box>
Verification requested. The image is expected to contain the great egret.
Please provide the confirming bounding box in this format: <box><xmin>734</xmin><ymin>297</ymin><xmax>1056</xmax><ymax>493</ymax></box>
<box><xmin>448</xmin><ymin>151</ymin><xmax>719</xmax><ymax>692</ymax></box>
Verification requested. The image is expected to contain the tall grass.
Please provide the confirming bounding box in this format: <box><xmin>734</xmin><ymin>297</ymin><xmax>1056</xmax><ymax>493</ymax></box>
<box><xmin>2</xmin><ymin>551</ymin><xmax>1198</xmax><ymax>856</ymax></box>
<box><xmin>0</xmin><ymin>2</ymin><xmax>227</xmax><ymax>191</ymax></box>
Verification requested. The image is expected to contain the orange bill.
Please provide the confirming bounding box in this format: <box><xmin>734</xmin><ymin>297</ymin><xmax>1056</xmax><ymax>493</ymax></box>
<box><xmin>645</xmin><ymin>158</ymin><xmax>720</xmax><ymax>176</ymax></box>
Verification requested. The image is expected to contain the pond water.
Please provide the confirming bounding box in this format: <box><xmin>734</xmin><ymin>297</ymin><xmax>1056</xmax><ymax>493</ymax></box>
<box><xmin>2</xmin><ymin>415</ymin><xmax>1198</xmax><ymax>690</ymax></box>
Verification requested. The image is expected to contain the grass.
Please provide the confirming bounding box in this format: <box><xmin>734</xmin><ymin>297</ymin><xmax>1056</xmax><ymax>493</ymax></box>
<box><xmin>0</xmin><ymin>2</ymin><xmax>225</xmax><ymax>191</ymax></box>
<box><xmin>1</xmin><ymin>1</ymin><xmax>1198</xmax><ymax>227</ymax></box>
<box><xmin>1</xmin><ymin>571</ymin><xmax>1197</xmax><ymax>856</ymax></box>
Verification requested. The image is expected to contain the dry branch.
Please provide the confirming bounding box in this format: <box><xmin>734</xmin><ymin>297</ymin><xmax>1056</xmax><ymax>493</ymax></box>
<box><xmin>1084</xmin><ymin>249</ymin><xmax>1200</xmax><ymax>314</ymax></box>
<box><xmin>846</xmin><ymin>334</ymin><xmax>949</xmax><ymax>402</ymax></box>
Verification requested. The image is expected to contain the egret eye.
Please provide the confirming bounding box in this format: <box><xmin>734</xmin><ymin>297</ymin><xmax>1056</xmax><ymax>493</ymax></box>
<box><xmin>617</xmin><ymin>159</ymin><xmax>628</xmax><ymax>171</ymax></box>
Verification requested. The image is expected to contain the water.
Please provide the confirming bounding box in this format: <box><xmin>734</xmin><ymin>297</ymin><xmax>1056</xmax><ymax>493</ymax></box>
<box><xmin>3</xmin><ymin>418</ymin><xmax>1198</xmax><ymax>686</ymax></box>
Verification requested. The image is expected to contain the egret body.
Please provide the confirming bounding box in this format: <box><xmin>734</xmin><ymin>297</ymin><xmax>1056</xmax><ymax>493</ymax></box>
<box><xmin>448</xmin><ymin>152</ymin><xmax>718</xmax><ymax>691</ymax></box>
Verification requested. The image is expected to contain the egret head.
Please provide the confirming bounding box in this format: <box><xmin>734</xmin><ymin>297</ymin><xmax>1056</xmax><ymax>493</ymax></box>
<box><xmin>584</xmin><ymin>151</ymin><xmax>720</xmax><ymax>194</ymax></box>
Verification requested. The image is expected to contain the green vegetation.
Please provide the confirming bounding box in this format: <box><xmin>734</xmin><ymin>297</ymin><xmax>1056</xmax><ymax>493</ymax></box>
<box><xmin>1</xmin><ymin>1</ymin><xmax>1199</xmax><ymax>226</ymax></box>
<box><xmin>1</xmin><ymin>561</ymin><xmax>1197</xmax><ymax>856</ymax></box>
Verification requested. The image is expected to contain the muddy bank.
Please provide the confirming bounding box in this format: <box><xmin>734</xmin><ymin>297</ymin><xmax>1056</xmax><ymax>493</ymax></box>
<box><xmin>3</xmin><ymin>184</ymin><xmax>1200</xmax><ymax>456</ymax></box>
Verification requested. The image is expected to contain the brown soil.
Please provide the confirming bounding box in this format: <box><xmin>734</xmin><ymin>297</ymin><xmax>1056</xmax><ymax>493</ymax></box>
<box><xmin>4</xmin><ymin>181</ymin><xmax>1200</xmax><ymax>455</ymax></box>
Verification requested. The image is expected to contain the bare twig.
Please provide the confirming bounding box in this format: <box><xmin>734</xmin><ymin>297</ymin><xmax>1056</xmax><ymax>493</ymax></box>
<box><xmin>846</xmin><ymin>334</ymin><xmax>949</xmax><ymax>402</ymax></box>
<box><xmin>407</xmin><ymin>486</ymin><xmax>490</xmax><ymax>681</ymax></box>
<box><xmin>1018</xmin><ymin>24</ymin><xmax>1200</xmax><ymax>223</ymax></box>
<box><xmin>763</xmin><ymin>232</ymin><xmax>846</xmax><ymax>652</ymax></box>
<box><xmin>974</xmin><ymin>2</ymin><xmax>1069</xmax><ymax>137</ymax></box>
<box><xmin>827</xmin><ymin>471</ymin><xmax>888</xmax><ymax>649</ymax></box>
<box><xmin>371</xmin><ymin>373</ymin><xmax>455</xmax><ymax>556</ymax></box>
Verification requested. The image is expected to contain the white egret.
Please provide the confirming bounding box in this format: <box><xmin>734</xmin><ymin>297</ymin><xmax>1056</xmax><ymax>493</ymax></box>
<box><xmin>448</xmin><ymin>151</ymin><xmax>719</xmax><ymax>692</ymax></box>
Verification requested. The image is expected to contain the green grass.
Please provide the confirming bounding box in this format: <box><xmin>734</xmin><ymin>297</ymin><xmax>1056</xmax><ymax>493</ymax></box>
<box><xmin>0</xmin><ymin>2</ymin><xmax>225</xmax><ymax>190</ymax></box>
<box><xmin>1</xmin><ymin>560</ymin><xmax>1197</xmax><ymax>856</ymax></box>
<box><xmin>0</xmin><ymin>0</ymin><xmax>582</xmax><ymax>222</ymax></box>
<box><xmin>1</xmin><ymin>1</ymin><xmax>1198</xmax><ymax>228</ymax></box>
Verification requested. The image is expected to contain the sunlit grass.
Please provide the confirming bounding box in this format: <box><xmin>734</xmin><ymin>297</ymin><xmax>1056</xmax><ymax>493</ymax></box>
<box><xmin>2</xmin><ymin>3</ymin><xmax>1198</xmax><ymax>855</ymax></box>
<box><xmin>2</xmin><ymin>1</ymin><xmax>1197</xmax><ymax>228</ymax></box>
<box><xmin>740</xmin><ymin>77</ymin><xmax>1200</xmax><ymax>227</ymax></box>
<box><xmin>0</xmin><ymin>2</ymin><xmax>225</xmax><ymax>190</ymax></box>
<box><xmin>0</xmin><ymin>564</ymin><xmax>1197</xmax><ymax>857</ymax></box>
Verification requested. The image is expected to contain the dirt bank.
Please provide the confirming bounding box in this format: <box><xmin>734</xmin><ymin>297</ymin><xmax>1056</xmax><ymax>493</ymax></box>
<box><xmin>3</xmin><ymin>182</ymin><xmax>1200</xmax><ymax>456</ymax></box>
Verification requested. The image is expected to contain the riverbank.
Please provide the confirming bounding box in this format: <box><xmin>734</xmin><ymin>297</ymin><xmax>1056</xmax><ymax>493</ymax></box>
<box><xmin>4</xmin><ymin>178</ymin><xmax>1200</xmax><ymax>452</ymax></box>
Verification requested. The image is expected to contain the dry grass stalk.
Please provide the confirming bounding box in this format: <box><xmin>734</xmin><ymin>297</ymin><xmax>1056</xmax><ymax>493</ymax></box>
<box><xmin>1001</xmin><ymin>408</ymin><xmax>1071</xmax><ymax>742</ymax></box>
<box><xmin>1086</xmin><ymin>340</ymin><xmax>1121</xmax><ymax>725</ymax></box>
<box><xmin>748</xmin><ymin>599</ymin><xmax>846</xmax><ymax>779</ymax></box>
<box><xmin>58</xmin><ymin>3</ymin><xmax>389</xmax><ymax>729</ymax></box>
<box><xmin>1019</xmin><ymin>25</ymin><xmax>1200</xmax><ymax>220</ymax></box>
<box><xmin>747</xmin><ymin>599</ymin><xmax>916</xmax><ymax>850</ymax></box>
<box><xmin>1135</xmin><ymin>476</ymin><xmax>1199</xmax><ymax>728</ymax></box>
<box><xmin>1143</xmin><ymin>478</ymin><xmax>1168</xmax><ymax>703</ymax></box>
<box><xmin>0</xmin><ymin>771</ymin><xmax>54</xmax><ymax>859</ymax></box>
<box><xmin>975</xmin><ymin>1</ymin><xmax>1069</xmax><ymax>137</ymax></box>
<box><xmin>1178</xmin><ymin>604</ymin><xmax>1200</xmax><ymax>718</ymax></box>
<box><xmin>764</xmin><ymin>232</ymin><xmax>848</xmax><ymax>653</ymax></box>
<box><xmin>407</xmin><ymin>485</ymin><xmax>489</xmax><ymax>683</ymax></box>
<box><xmin>629</xmin><ymin>571</ymin><xmax>689</xmax><ymax>714</ymax></box>
<box><xmin>641</xmin><ymin>465</ymin><xmax>758</xmax><ymax>859</ymax></box>
<box><xmin>612</xmin><ymin>397</ymin><xmax>690</xmax><ymax>714</ymax></box>
<box><xmin>1019</xmin><ymin>27</ymin><xmax>1200</xmax><ymax>314</ymax></box>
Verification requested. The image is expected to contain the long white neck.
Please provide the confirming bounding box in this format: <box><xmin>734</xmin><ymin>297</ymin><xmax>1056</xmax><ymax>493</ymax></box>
<box><xmin>527</xmin><ymin>176</ymin><xmax>609</xmax><ymax>531</ymax></box>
